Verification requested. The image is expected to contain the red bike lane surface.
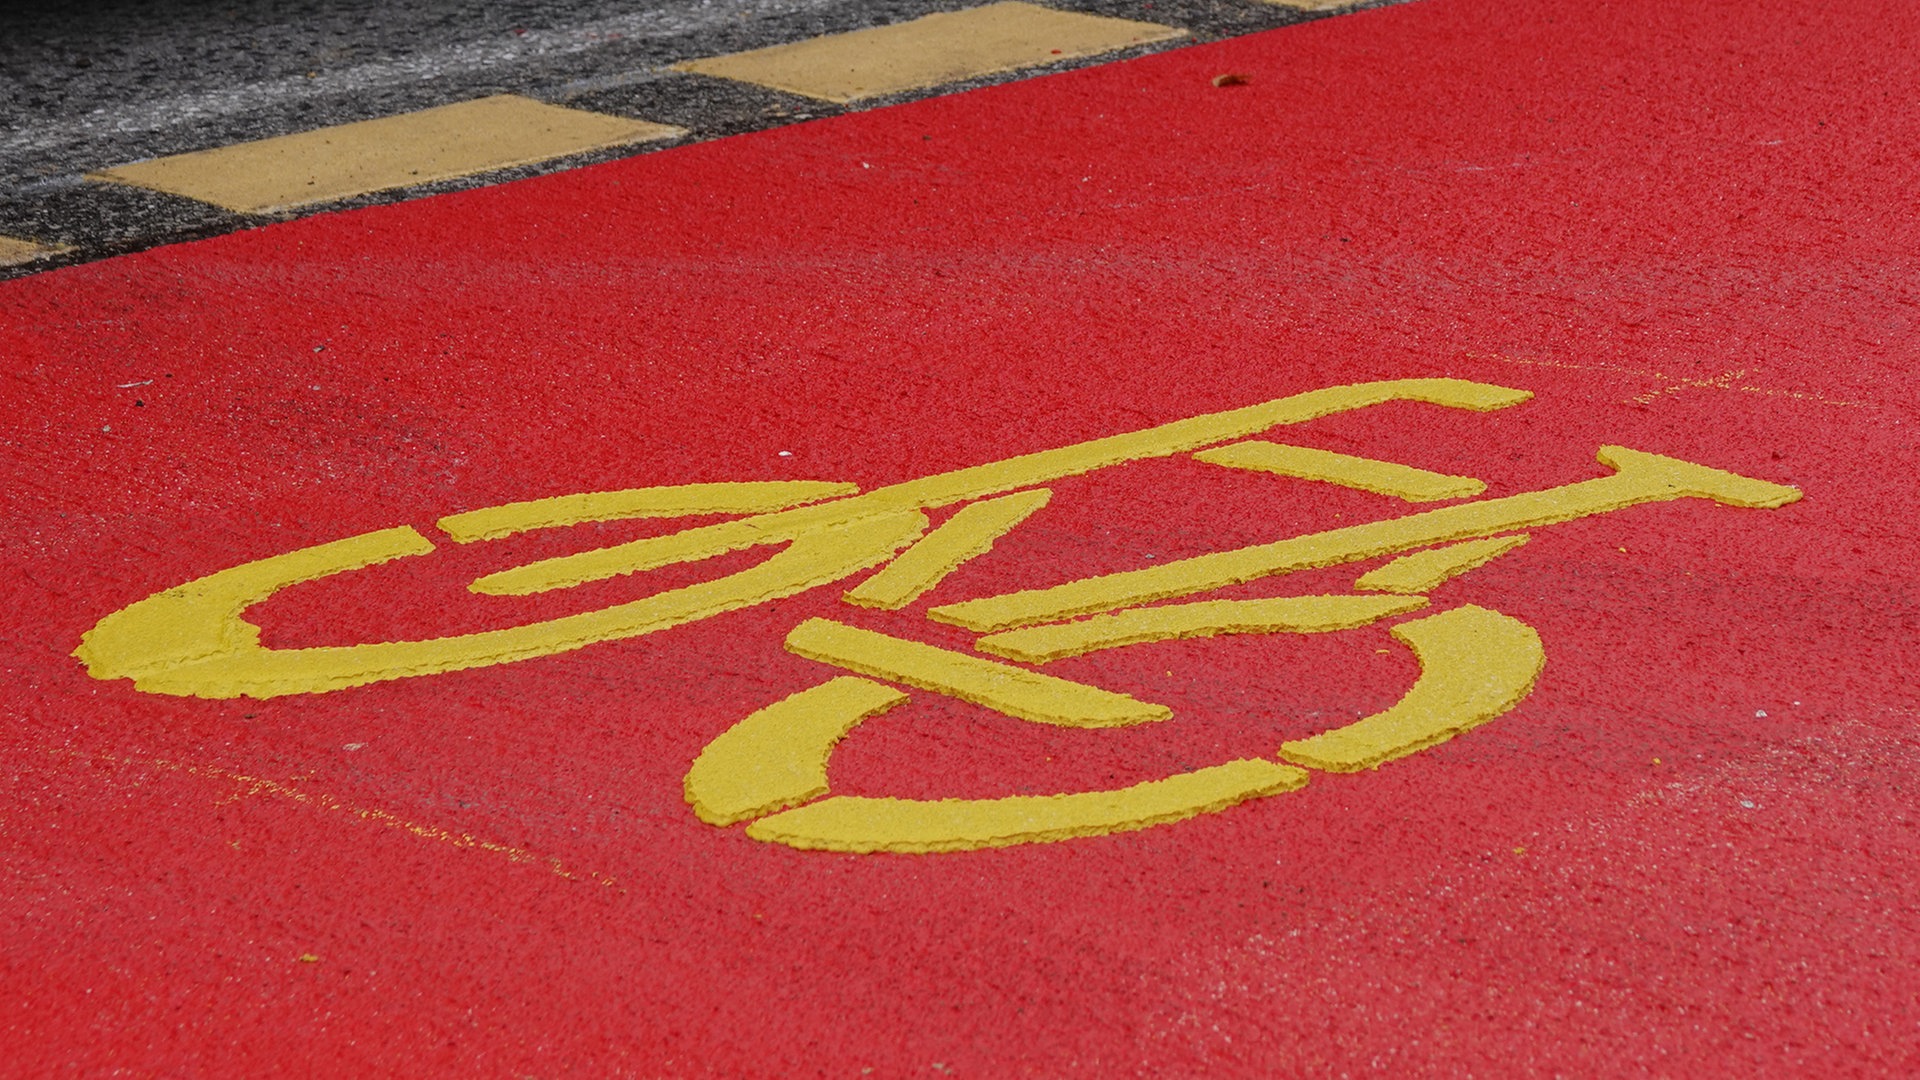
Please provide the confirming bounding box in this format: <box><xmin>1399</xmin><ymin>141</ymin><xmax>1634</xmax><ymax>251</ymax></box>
<box><xmin>4</xmin><ymin>0</ymin><xmax>1918</xmax><ymax>1073</ymax></box>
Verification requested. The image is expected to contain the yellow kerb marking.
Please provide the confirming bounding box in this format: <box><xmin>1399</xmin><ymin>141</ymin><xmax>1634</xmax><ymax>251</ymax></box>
<box><xmin>1355</xmin><ymin>535</ymin><xmax>1530</xmax><ymax>594</ymax></box>
<box><xmin>73</xmin><ymin>513</ymin><xmax>925</xmax><ymax>699</ymax></box>
<box><xmin>676</xmin><ymin>2</ymin><xmax>1184</xmax><ymax>104</ymax></box>
<box><xmin>745</xmin><ymin>758</ymin><xmax>1308</xmax><ymax>852</ymax></box>
<box><xmin>437</xmin><ymin>480</ymin><xmax>858</xmax><ymax>542</ymax></box>
<box><xmin>785</xmin><ymin>617</ymin><xmax>1170</xmax><ymax>727</ymax></box>
<box><xmin>975</xmin><ymin>593</ymin><xmax>1426</xmax><ymax>664</ymax></box>
<box><xmin>479</xmin><ymin>379</ymin><xmax>1533</xmax><ymax>595</ymax></box>
<box><xmin>930</xmin><ymin>446</ymin><xmax>1801</xmax><ymax>632</ymax></box>
<box><xmin>0</xmin><ymin>235</ymin><xmax>69</xmax><ymax>267</ymax></box>
<box><xmin>685</xmin><ymin>677</ymin><xmax>908</xmax><ymax>825</ymax></box>
<box><xmin>844</xmin><ymin>489</ymin><xmax>1051</xmax><ymax>609</ymax></box>
<box><xmin>1194</xmin><ymin>442</ymin><xmax>1485</xmax><ymax>502</ymax></box>
<box><xmin>90</xmin><ymin>95</ymin><xmax>683</xmax><ymax>214</ymax></box>
<box><xmin>1279</xmin><ymin>605</ymin><xmax>1543</xmax><ymax>771</ymax></box>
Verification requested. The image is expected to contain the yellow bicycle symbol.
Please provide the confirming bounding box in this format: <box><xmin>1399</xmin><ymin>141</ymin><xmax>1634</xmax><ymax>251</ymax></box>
<box><xmin>76</xmin><ymin>379</ymin><xmax>1800</xmax><ymax>853</ymax></box>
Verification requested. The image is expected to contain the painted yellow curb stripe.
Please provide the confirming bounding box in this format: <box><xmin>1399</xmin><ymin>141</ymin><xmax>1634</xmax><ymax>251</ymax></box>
<box><xmin>784</xmin><ymin>617</ymin><xmax>1171</xmax><ymax>727</ymax></box>
<box><xmin>0</xmin><ymin>236</ymin><xmax>70</xmax><ymax>267</ymax></box>
<box><xmin>1355</xmin><ymin>535</ymin><xmax>1530</xmax><ymax>594</ymax></box>
<box><xmin>91</xmin><ymin>95</ymin><xmax>684</xmax><ymax>215</ymax></box>
<box><xmin>685</xmin><ymin>677</ymin><xmax>910</xmax><ymax>826</ymax></box>
<box><xmin>1195</xmin><ymin>441</ymin><xmax>1486</xmax><ymax>502</ymax></box>
<box><xmin>974</xmin><ymin>593</ymin><xmax>1427</xmax><ymax>663</ymax></box>
<box><xmin>844</xmin><ymin>489</ymin><xmax>1052</xmax><ymax>609</ymax></box>
<box><xmin>677</xmin><ymin>1</ymin><xmax>1185</xmax><ymax>104</ymax></box>
<box><xmin>744</xmin><ymin>758</ymin><xmax>1308</xmax><ymax>853</ymax></box>
<box><xmin>1280</xmin><ymin>605</ymin><xmax>1544</xmax><ymax>772</ymax></box>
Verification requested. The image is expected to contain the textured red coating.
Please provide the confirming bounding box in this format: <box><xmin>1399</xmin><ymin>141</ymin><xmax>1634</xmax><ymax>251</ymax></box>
<box><xmin>4</xmin><ymin>0</ymin><xmax>1920</xmax><ymax>1073</ymax></box>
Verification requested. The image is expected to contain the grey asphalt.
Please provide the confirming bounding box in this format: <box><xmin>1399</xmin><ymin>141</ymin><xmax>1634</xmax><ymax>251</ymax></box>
<box><xmin>0</xmin><ymin>0</ymin><xmax>1380</xmax><ymax>277</ymax></box>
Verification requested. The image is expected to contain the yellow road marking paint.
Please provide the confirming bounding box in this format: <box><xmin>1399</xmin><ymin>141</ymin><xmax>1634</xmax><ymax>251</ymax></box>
<box><xmin>844</xmin><ymin>489</ymin><xmax>1051</xmax><ymax>609</ymax></box>
<box><xmin>75</xmin><ymin>513</ymin><xmax>925</xmax><ymax>699</ymax></box>
<box><xmin>1279</xmin><ymin>605</ymin><xmax>1543</xmax><ymax>771</ymax></box>
<box><xmin>685</xmin><ymin>677</ymin><xmax>909</xmax><ymax>825</ymax></box>
<box><xmin>676</xmin><ymin>2</ymin><xmax>1184</xmax><ymax>104</ymax></box>
<box><xmin>1355</xmin><ymin>535</ymin><xmax>1530</xmax><ymax>594</ymax></box>
<box><xmin>1195</xmin><ymin>442</ymin><xmax>1486</xmax><ymax>501</ymax></box>
<box><xmin>91</xmin><ymin>95</ymin><xmax>683</xmax><ymax>214</ymax></box>
<box><xmin>0</xmin><ymin>235</ymin><xmax>69</xmax><ymax>267</ymax></box>
<box><xmin>476</xmin><ymin>379</ymin><xmax>1532</xmax><ymax>596</ymax></box>
<box><xmin>79</xmin><ymin>379</ymin><xmax>1541</xmax><ymax>699</ymax></box>
<box><xmin>974</xmin><ymin>593</ymin><xmax>1426</xmax><ymax>663</ymax></box>
<box><xmin>744</xmin><ymin>758</ymin><xmax>1308</xmax><ymax>853</ymax></box>
<box><xmin>438</xmin><ymin>480</ymin><xmax>858</xmax><ymax>543</ymax></box>
<box><xmin>929</xmin><ymin>446</ymin><xmax>1801</xmax><ymax>632</ymax></box>
<box><xmin>784</xmin><ymin>617</ymin><xmax>1170</xmax><ymax>727</ymax></box>
<box><xmin>468</xmin><ymin>507</ymin><xmax>857</xmax><ymax>595</ymax></box>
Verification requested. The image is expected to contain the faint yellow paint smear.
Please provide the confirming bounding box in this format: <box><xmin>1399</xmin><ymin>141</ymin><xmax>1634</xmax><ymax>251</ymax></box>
<box><xmin>929</xmin><ymin>446</ymin><xmax>1801</xmax><ymax>632</ymax></box>
<box><xmin>745</xmin><ymin>758</ymin><xmax>1308</xmax><ymax>853</ymax></box>
<box><xmin>1195</xmin><ymin>442</ymin><xmax>1485</xmax><ymax>501</ymax></box>
<box><xmin>684</xmin><ymin>677</ymin><xmax>909</xmax><ymax>826</ymax></box>
<box><xmin>438</xmin><ymin>481</ymin><xmax>860</xmax><ymax>542</ymax></box>
<box><xmin>785</xmin><ymin>617</ymin><xmax>1170</xmax><ymax>728</ymax></box>
<box><xmin>479</xmin><ymin>379</ymin><xmax>1533</xmax><ymax>595</ymax></box>
<box><xmin>1355</xmin><ymin>535</ymin><xmax>1530</xmax><ymax>594</ymax></box>
<box><xmin>1463</xmin><ymin>350</ymin><xmax>1867</xmax><ymax>410</ymax></box>
<box><xmin>1279</xmin><ymin>605</ymin><xmax>1543</xmax><ymax>772</ymax></box>
<box><xmin>974</xmin><ymin>593</ymin><xmax>1426</xmax><ymax>664</ymax></box>
<box><xmin>844</xmin><ymin>489</ymin><xmax>1051</xmax><ymax>609</ymax></box>
<box><xmin>47</xmin><ymin>747</ymin><xmax>609</xmax><ymax>886</ymax></box>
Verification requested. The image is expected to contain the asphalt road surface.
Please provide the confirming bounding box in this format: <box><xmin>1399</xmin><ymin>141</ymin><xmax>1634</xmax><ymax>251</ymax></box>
<box><xmin>1</xmin><ymin>0</ymin><xmax>1356</xmax><ymax>274</ymax></box>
